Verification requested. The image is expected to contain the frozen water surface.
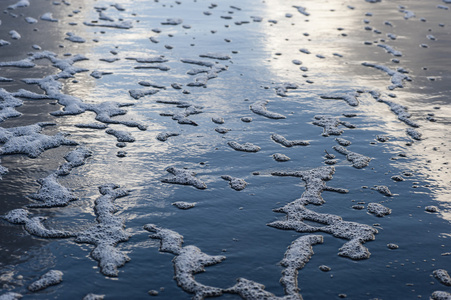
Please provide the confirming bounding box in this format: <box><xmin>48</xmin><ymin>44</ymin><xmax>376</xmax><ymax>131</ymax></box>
<box><xmin>0</xmin><ymin>0</ymin><xmax>450</xmax><ymax>299</ymax></box>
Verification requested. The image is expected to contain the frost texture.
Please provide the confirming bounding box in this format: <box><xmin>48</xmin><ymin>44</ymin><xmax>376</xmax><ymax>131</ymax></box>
<box><xmin>333</xmin><ymin>145</ymin><xmax>371</xmax><ymax>169</ymax></box>
<box><xmin>162</xmin><ymin>167</ymin><xmax>207</xmax><ymax>189</ymax></box>
<box><xmin>221</xmin><ymin>175</ymin><xmax>247</xmax><ymax>191</ymax></box>
<box><xmin>75</xmin><ymin>184</ymin><xmax>131</xmax><ymax>277</ymax></box>
<box><xmin>250</xmin><ymin>100</ymin><xmax>286</xmax><ymax>119</ymax></box>
<box><xmin>271</xmin><ymin>167</ymin><xmax>377</xmax><ymax>259</ymax></box>
<box><xmin>28</xmin><ymin>270</ymin><xmax>63</xmax><ymax>292</ymax></box>
<box><xmin>271</xmin><ymin>134</ymin><xmax>309</xmax><ymax>147</ymax></box>
<box><xmin>367</xmin><ymin>203</ymin><xmax>392</xmax><ymax>217</ymax></box>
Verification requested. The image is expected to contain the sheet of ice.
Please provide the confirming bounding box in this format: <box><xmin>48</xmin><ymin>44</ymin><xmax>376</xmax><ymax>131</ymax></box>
<box><xmin>271</xmin><ymin>134</ymin><xmax>309</xmax><ymax>147</ymax></box>
<box><xmin>0</xmin><ymin>40</ymin><xmax>11</xmax><ymax>47</ymax></box>
<box><xmin>162</xmin><ymin>167</ymin><xmax>207</xmax><ymax>189</ymax></box>
<box><xmin>434</xmin><ymin>269</ymin><xmax>451</xmax><ymax>286</ymax></box>
<box><xmin>221</xmin><ymin>175</ymin><xmax>247</xmax><ymax>191</ymax></box>
<box><xmin>367</xmin><ymin>203</ymin><xmax>392</xmax><ymax>217</ymax></box>
<box><xmin>250</xmin><ymin>100</ymin><xmax>286</xmax><ymax>119</ymax></box>
<box><xmin>75</xmin><ymin>184</ymin><xmax>131</xmax><ymax>276</ymax></box>
<box><xmin>280</xmin><ymin>235</ymin><xmax>323</xmax><ymax>296</ymax></box>
<box><xmin>320</xmin><ymin>92</ymin><xmax>359</xmax><ymax>107</ymax></box>
<box><xmin>28</xmin><ymin>270</ymin><xmax>63</xmax><ymax>292</ymax></box>
<box><xmin>333</xmin><ymin>145</ymin><xmax>371</xmax><ymax>169</ymax></box>
<box><xmin>430</xmin><ymin>291</ymin><xmax>451</xmax><ymax>300</ymax></box>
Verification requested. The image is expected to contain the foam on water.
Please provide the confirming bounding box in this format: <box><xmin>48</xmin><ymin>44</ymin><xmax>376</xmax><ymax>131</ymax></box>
<box><xmin>162</xmin><ymin>167</ymin><xmax>207</xmax><ymax>189</ymax></box>
<box><xmin>28</xmin><ymin>270</ymin><xmax>63</xmax><ymax>292</ymax></box>
<box><xmin>0</xmin><ymin>292</ymin><xmax>22</xmax><ymax>300</ymax></box>
<box><xmin>156</xmin><ymin>132</ymin><xmax>180</xmax><ymax>142</ymax></box>
<box><xmin>320</xmin><ymin>92</ymin><xmax>360</xmax><ymax>107</ymax></box>
<box><xmin>280</xmin><ymin>235</ymin><xmax>323</xmax><ymax>296</ymax></box>
<box><xmin>270</xmin><ymin>167</ymin><xmax>377</xmax><ymax>259</ymax></box>
<box><xmin>0</xmin><ymin>122</ymin><xmax>78</xmax><ymax>158</ymax></box>
<box><xmin>250</xmin><ymin>100</ymin><xmax>286</xmax><ymax>119</ymax></box>
<box><xmin>333</xmin><ymin>145</ymin><xmax>371</xmax><ymax>169</ymax></box>
<box><xmin>74</xmin><ymin>184</ymin><xmax>131</xmax><ymax>276</ymax></box>
<box><xmin>221</xmin><ymin>175</ymin><xmax>247</xmax><ymax>191</ymax></box>
<box><xmin>271</xmin><ymin>134</ymin><xmax>309</xmax><ymax>147</ymax></box>
<box><xmin>367</xmin><ymin>203</ymin><xmax>392</xmax><ymax>217</ymax></box>
<box><xmin>362</xmin><ymin>62</ymin><xmax>412</xmax><ymax>90</ymax></box>
<box><xmin>3</xmin><ymin>209</ymin><xmax>74</xmax><ymax>238</ymax></box>
<box><xmin>172</xmin><ymin>201</ymin><xmax>196</xmax><ymax>210</ymax></box>
<box><xmin>434</xmin><ymin>269</ymin><xmax>451</xmax><ymax>286</ymax></box>
<box><xmin>227</xmin><ymin>141</ymin><xmax>261</xmax><ymax>152</ymax></box>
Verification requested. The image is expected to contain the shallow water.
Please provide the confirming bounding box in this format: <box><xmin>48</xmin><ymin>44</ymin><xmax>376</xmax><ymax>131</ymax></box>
<box><xmin>0</xmin><ymin>0</ymin><xmax>450</xmax><ymax>299</ymax></box>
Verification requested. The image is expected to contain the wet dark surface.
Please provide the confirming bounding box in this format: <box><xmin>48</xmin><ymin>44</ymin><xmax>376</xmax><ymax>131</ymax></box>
<box><xmin>0</xmin><ymin>0</ymin><xmax>450</xmax><ymax>299</ymax></box>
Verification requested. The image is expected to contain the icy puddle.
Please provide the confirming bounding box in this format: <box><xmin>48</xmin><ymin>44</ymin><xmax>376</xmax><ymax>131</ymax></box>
<box><xmin>0</xmin><ymin>0</ymin><xmax>450</xmax><ymax>299</ymax></box>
